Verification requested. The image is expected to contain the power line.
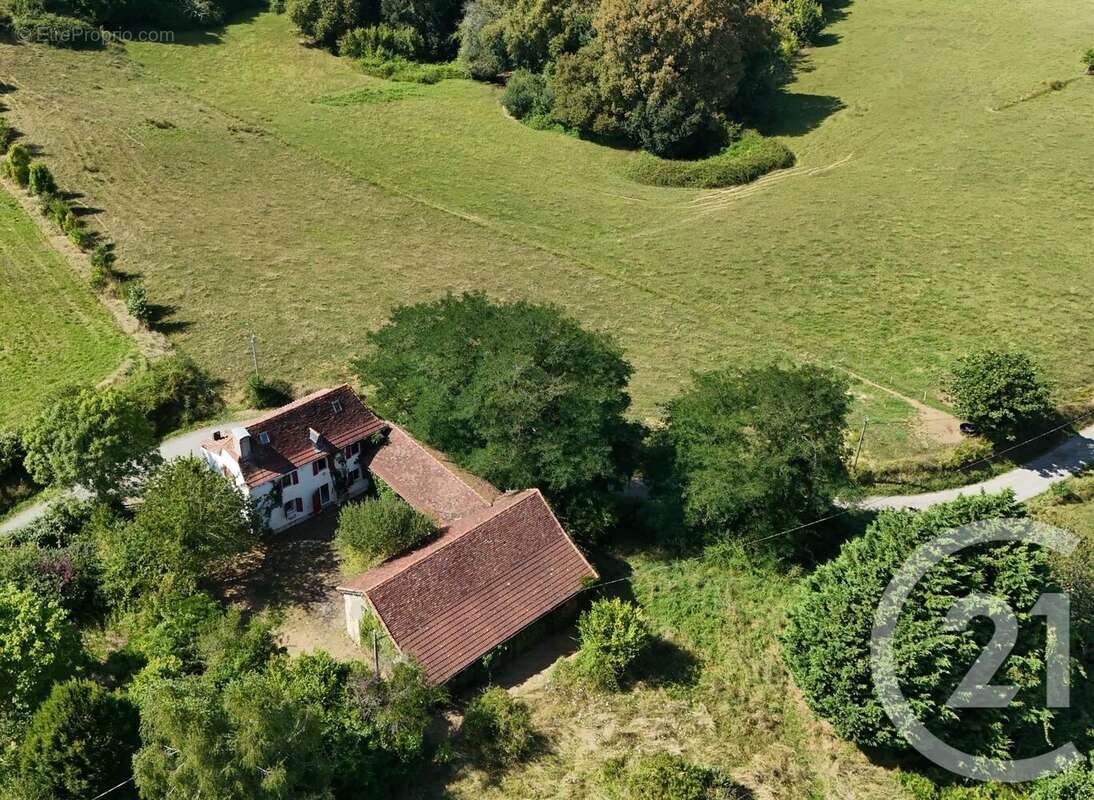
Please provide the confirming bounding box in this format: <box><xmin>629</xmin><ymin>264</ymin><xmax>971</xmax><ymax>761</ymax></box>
<box><xmin>89</xmin><ymin>777</ymin><xmax>134</xmax><ymax>800</ymax></box>
<box><xmin>736</xmin><ymin>408</ymin><xmax>1094</xmax><ymax>550</ymax></box>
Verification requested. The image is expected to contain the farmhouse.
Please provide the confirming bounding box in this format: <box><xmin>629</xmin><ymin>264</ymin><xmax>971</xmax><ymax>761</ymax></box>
<box><xmin>201</xmin><ymin>386</ymin><xmax>597</xmax><ymax>683</ymax></box>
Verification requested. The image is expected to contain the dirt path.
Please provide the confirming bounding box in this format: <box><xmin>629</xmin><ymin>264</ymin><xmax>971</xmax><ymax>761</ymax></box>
<box><xmin>840</xmin><ymin>368</ymin><xmax>963</xmax><ymax>446</ymax></box>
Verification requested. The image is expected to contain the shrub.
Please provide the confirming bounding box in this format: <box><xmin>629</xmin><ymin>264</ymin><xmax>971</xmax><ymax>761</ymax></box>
<box><xmin>599</xmin><ymin>752</ymin><xmax>749</xmax><ymax>800</ymax></box>
<box><xmin>10</xmin><ymin>13</ymin><xmax>103</xmax><ymax>49</ymax></box>
<box><xmin>43</xmin><ymin>195</ymin><xmax>76</xmax><ymax>229</ymax></box>
<box><xmin>339</xmin><ymin>22</ymin><xmax>423</xmax><ymax>58</ymax></box>
<box><xmin>16</xmin><ymin>679</ymin><xmax>140</xmax><ymax>800</ymax></box>
<box><xmin>0</xmin><ymin>428</ymin><xmax>24</xmax><ymax>477</ymax></box>
<box><xmin>623</xmin><ymin>130</ymin><xmax>794</xmax><ymax>188</ymax></box>
<box><xmin>501</xmin><ymin>69</ymin><xmax>553</xmax><ymax>120</ymax></box>
<box><xmin>457</xmin><ymin>0</ymin><xmax>508</xmax><ymax>80</ymax></box>
<box><xmin>0</xmin><ymin>538</ymin><xmax>102</xmax><ymax>621</ymax></box>
<box><xmin>245</xmin><ymin>373</ymin><xmax>293</xmax><ymax>409</ymax></box>
<box><xmin>335</xmin><ymin>493</ymin><xmax>435</xmax><ymax>568</ymax></box>
<box><xmin>357</xmin><ymin>53</ymin><xmax>468</xmax><ymax>82</ymax></box>
<box><xmin>197</xmin><ymin>608</ymin><xmax>280</xmax><ymax>687</ymax></box>
<box><xmin>3</xmin><ymin>142</ymin><xmax>31</xmax><ymax>186</ymax></box>
<box><xmin>379</xmin><ymin>0</ymin><xmax>464</xmax><ymax>60</ymax></box>
<box><xmin>0</xmin><ymin>117</ymin><xmax>14</xmax><ymax>152</ymax></box>
<box><xmin>124</xmin><ymin>281</ymin><xmax>151</xmax><ymax>323</ymax></box>
<box><xmin>123</xmin><ymin>355</ymin><xmax>223</xmax><ymax>436</ymax></box>
<box><xmin>97</xmin><ymin>458</ymin><xmax>257</xmax><ymax>604</ymax></box>
<box><xmin>777</xmin><ymin>0</ymin><xmax>824</xmax><ymax>44</ymax></box>
<box><xmin>288</xmin><ymin>0</ymin><xmax>374</xmax><ymax>49</ymax></box>
<box><xmin>570</xmin><ymin>597</ymin><xmax>650</xmax><ymax>690</ymax></box>
<box><xmin>1083</xmin><ymin>48</ymin><xmax>1094</xmax><ymax>72</ymax></box>
<box><xmin>945</xmin><ymin>349</ymin><xmax>1053</xmax><ymax>440</ymax></box>
<box><xmin>461</xmin><ymin>686</ymin><xmax>536</xmax><ymax>766</ymax></box>
<box><xmin>781</xmin><ymin>492</ymin><xmax>1090</xmax><ymax>757</ymax></box>
<box><xmin>26</xmin><ymin>161</ymin><xmax>57</xmax><ymax>197</ymax></box>
<box><xmin>1029</xmin><ymin>757</ymin><xmax>1094</xmax><ymax>799</ymax></box>
<box><xmin>66</xmin><ymin>222</ymin><xmax>92</xmax><ymax>250</ymax></box>
<box><xmin>0</xmin><ymin>583</ymin><xmax>82</xmax><ymax>718</ymax></box>
<box><xmin>88</xmin><ymin>242</ymin><xmax>116</xmax><ymax>273</ymax></box>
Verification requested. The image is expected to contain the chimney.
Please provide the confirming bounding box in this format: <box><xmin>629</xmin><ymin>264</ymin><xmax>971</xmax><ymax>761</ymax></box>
<box><xmin>213</xmin><ymin>430</ymin><xmax>223</xmax><ymax>441</ymax></box>
<box><xmin>309</xmin><ymin>427</ymin><xmax>322</xmax><ymax>450</ymax></box>
<box><xmin>233</xmin><ymin>426</ymin><xmax>252</xmax><ymax>462</ymax></box>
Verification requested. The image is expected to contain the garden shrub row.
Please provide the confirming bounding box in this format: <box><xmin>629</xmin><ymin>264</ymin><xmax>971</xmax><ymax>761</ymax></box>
<box><xmin>621</xmin><ymin>130</ymin><xmax>796</xmax><ymax>189</ymax></box>
<box><xmin>357</xmin><ymin>54</ymin><xmax>468</xmax><ymax>84</ymax></box>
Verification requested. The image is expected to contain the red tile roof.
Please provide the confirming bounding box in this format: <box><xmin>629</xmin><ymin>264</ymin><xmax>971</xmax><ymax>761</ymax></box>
<box><xmin>362</xmin><ymin>424</ymin><xmax>498</xmax><ymax>525</ymax></box>
<box><xmin>339</xmin><ymin>489</ymin><xmax>597</xmax><ymax>683</ymax></box>
<box><xmin>202</xmin><ymin>385</ymin><xmax>386</xmax><ymax>487</ymax></box>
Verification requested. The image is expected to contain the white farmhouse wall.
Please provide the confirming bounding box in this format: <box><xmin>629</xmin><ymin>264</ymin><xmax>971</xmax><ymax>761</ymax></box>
<box><xmin>250</xmin><ymin>447</ymin><xmax>370</xmax><ymax>533</ymax></box>
<box><xmin>344</xmin><ymin>593</ymin><xmax>364</xmax><ymax>642</ymax></box>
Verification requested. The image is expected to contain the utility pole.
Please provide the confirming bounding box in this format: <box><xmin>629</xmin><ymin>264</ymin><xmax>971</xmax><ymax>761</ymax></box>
<box><xmin>852</xmin><ymin>416</ymin><xmax>869</xmax><ymax>473</ymax></box>
<box><xmin>250</xmin><ymin>333</ymin><xmax>260</xmax><ymax>381</ymax></box>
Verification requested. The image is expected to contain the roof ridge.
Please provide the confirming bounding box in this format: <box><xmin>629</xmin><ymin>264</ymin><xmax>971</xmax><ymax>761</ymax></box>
<box><xmin>245</xmin><ymin>384</ymin><xmax>352</xmax><ymax>429</ymax></box>
<box><xmin>385</xmin><ymin>423</ymin><xmax>498</xmax><ymax>505</ymax></box>
<box><xmin>366</xmin><ymin>489</ymin><xmax>538</xmax><ymax>595</ymax></box>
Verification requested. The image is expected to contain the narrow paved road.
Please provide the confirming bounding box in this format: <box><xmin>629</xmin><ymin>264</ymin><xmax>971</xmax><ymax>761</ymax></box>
<box><xmin>3</xmin><ymin>422</ymin><xmax>1092</xmax><ymax>533</ymax></box>
<box><xmin>0</xmin><ymin>422</ymin><xmax>230</xmax><ymax>532</ymax></box>
<box><xmin>861</xmin><ymin>422</ymin><xmax>1094</xmax><ymax>511</ymax></box>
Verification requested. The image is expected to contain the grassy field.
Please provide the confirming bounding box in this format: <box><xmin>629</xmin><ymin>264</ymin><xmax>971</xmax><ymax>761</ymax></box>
<box><xmin>1</xmin><ymin>0</ymin><xmax>1091</xmax><ymax>466</ymax></box>
<box><xmin>0</xmin><ymin>186</ymin><xmax>132</xmax><ymax>428</ymax></box>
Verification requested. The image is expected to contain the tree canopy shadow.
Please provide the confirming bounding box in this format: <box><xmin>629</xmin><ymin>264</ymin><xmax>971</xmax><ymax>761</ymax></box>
<box><xmin>631</xmin><ymin>635</ymin><xmax>702</xmax><ymax>688</ymax></box>
<box><xmin>754</xmin><ymin>92</ymin><xmax>846</xmax><ymax>137</ymax></box>
<box><xmin>147</xmin><ymin>303</ymin><xmax>193</xmax><ymax>334</ymax></box>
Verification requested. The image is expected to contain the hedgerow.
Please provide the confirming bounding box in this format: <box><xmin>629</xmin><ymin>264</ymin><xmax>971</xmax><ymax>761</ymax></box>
<box><xmin>622</xmin><ymin>130</ymin><xmax>795</xmax><ymax>188</ymax></box>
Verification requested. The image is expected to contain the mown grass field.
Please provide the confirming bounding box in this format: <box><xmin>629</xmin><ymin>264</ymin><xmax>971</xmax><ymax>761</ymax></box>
<box><xmin>2</xmin><ymin>0</ymin><xmax>1091</xmax><ymax>464</ymax></box>
<box><xmin>0</xmin><ymin>187</ymin><xmax>132</xmax><ymax>427</ymax></box>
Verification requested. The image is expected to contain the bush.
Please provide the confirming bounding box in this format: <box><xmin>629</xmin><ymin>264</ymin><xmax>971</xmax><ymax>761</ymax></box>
<box><xmin>379</xmin><ymin>0</ymin><xmax>464</xmax><ymax>60</ymax></box>
<box><xmin>0</xmin><ymin>117</ymin><xmax>14</xmax><ymax>152</ymax></box>
<box><xmin>123</xmin><ymin>355</ymin><xmax>223</xmax><ymax>436</ymax></box>
<box><xmin>66</xmin><ymin>222</ymin><xmax>92</xmax><ymax>250</ymax></box>
<box><xmin>26</xmin><ymin>161</ymin><xmax>57</xmax><ymax>197</ymax></box>
<box><xmin>1029</xmin><ymin>757</ymin><xmax>1094</xmax><ymax>799</ymax></box>
<box><xmin>3</xmin><ymin>142</ymin><xmax>31</xmax><ymax>186</ymax></box>
<box><xmin>1083</xmin><ymin>48</ymin><xmax>1094</xmax><ymax>72</ymax></box>
<box><xmin>16</xmin><ymin>679</ymin><xmax>140</xmax><ymax>800</ymax></box>
<box><xmin>43</xmin><ymin>195</ymin><xmax>76</xmax><ymax>229</ymax></box>
<box><xmin>335</xmin><ymin>493</ymin><xmax>435</xmax><ymax>569</ymax></box>
<box><xmin>245</xmin><ymin>373</ymin><xmax>293</xmax><ymax>409</ymax></box>
<box><xmin>501</xmin><ymin>69</ymin><xmax>553</xmax><ymax>120</ymax></box>
<box><xmin>946</xmin><ymin>349</ymin><xmax>1053</xmax><ymax>440</ymax></box>
<box><xmin>10</xmin><ymin>13</ymin><xmax>103</xmax><ymax>49</ymax></box>
<box><xmin>570</xmin><ymin>597</ymin><xmax>649</xmax><ymax>690</ymax></box>
<box><xmin>357</xmin><ymin>53</ymin><xmax>468</xmax><ymax>82</ymax></box>
<box><xmin>461</xmin><ymin>686</ymin><xmax>536</xmax><ymax>766</ymax></box>
<box><xmin>781</xmin><ymin>492</ymin><xmax>1091</xmax><ymax>757</ymax></box>
<box><xmin>623</xmin><ymin>130</ymin><xmax>795</xmax><ymax>188</ymax></box>
<box><xmin>599</xmin><ymin>752</ymin><xmax>749</xmax><ymax>800</ymax></box>
<box><xmin>124</xmin><ymin>281</ymin><xmax>151</xmax><ymax>323</ymax></box>
<box><xmin>339</xmin><ymin>22</ymin><xmax>423</xmax><ymax>58</ymax></box>
<box><xmin>0</xmin><ymin>538</ymin><xmax>102</xmax><ymax>621</ymax></box>
<box><xmin>0</xmin><ymin>428</ymin><xmax>24</xmax><ymax>477</ymax></box>
<box><xmin>457</xmin><ymin>0</ymin><xmax>508</xmax><ymax>80</ymax></box>
<box><xmin>288</xmin><ymin>0</ymin><xmax>374</xmax><ymax>49</ymax></box>
<box><xmin>0</xmin><ymin>583</ymin><xmax>82</xmax><ymax>718</ymax></box>
<box><xmin>88</xmin><ymin>242</ymin><xmax>116</xmax><ymax>273</ymax></box>
<box><xmin>777</xmin><ymin>0</ymin><xmax>824</xmax><ymax>44</ymax></box>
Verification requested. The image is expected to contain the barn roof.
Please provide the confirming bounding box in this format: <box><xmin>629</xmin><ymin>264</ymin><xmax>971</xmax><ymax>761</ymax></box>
<box><xmin>339</xmin><ymin>489</ymin><xmax>597</xmax><ymax>683</ymax></box>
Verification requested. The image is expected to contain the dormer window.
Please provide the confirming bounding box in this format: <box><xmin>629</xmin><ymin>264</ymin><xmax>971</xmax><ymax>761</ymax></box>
<box><xmin>258</xmin><ymin>431</ymin><xmax>270</xmax><ymax>445</ymax></box>
<box><xmin>331</xmin><ymin>399</ymin><xmax>343</xmax><ymax>413</ymax></box>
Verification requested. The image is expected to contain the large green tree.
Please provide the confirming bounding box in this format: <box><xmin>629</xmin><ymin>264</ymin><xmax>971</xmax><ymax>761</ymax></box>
<box><xmin>551</xmin><ymin>0</ymin><xmax>777</xmax><ymax>156</ymax></box>
<box><xmin>16</xmin><ymin>679</ymin><xmax>139</xmax><ymax>800</ymax></box>
<box><xmin>782</xmin><ymin>492</ymin><xmax>1092</xmax><ymax>759</ymax></box>
<box><xmin>97</xmin><ymin>457</ymin><xmax>257</xmax><ymax>604</ymax></box>
<box><xmin>650</xmin><ymin>364</ymin><xmax>851</xmax><ymax>547</ymax></box>
<box><xmin>354</xmin><ymin>292</ymin><xmax>642</xmax><ymax>542</ymax></box>
<box><xmin>0</xmin><ymin>583</ymin><xmax>82</xmax><ymax>718</ymax></box>
<box><xmin>946</xmin><ymin>349</ymin><xmax>1053</xmax><ymax>440</ymax></box>
<box><xmin>22</xmin><ymin>386</ymin><xmax>159</xmax><ymax>502</ymax></box>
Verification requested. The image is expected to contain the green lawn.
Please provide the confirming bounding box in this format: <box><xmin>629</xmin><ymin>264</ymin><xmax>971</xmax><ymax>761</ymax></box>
<box><xmin>0</xmin><ymin>187</ymin><xmax>132</xmax><ymax>427</ymax></box>
<box><xmin>1</xmin><ymin>0</ymin><xmax>1090</xmax><ymax>459</ymax></box>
